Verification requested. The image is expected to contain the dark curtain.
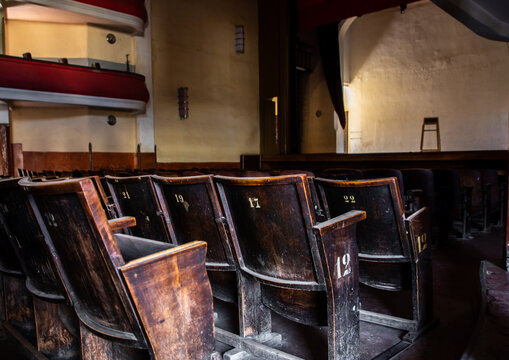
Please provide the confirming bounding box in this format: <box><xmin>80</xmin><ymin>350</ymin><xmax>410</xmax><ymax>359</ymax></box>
<box><xmin>317</xmin><ymin>22</ymin><xmax>346</xmax><ymax>129</ymax></box>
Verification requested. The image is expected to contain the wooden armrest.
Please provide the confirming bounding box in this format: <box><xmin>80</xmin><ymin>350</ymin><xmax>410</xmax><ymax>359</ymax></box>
<box><xmin>118</xmin><ymin>241</ymin><xmax>216</xmax><ymax>359</ymax></box>
<box><xmin>405</xmin><ymin>206</ymin><xmax>431</xmax><ymax>259</ymax></box>
<box><xmin>114</xmin><ymin>233</ymin><xmax>173</xmax><ymax>263</ymax></box>
<box><xmin>108</xmin><ymin>216</ymin><xmax>136</xmax><ymax>232</ymax></box>
<box><xmin>313</xmin><ymin>210</ymin><xmax>366</xmax><ymax>237</ymax></box>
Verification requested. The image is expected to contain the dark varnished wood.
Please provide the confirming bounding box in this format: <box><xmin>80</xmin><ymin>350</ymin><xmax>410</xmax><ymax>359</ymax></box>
<box><xmin>151</xmin><ymin>175</ymin><xmax>238</xmax><ymax>304</ymax></box>
<box><xmin>105</xmin><ymin>175</ymin><xmax>171</xmax><ymax>242</ymax></box>
<box><xmin>120</xmin><ymin>241</ymin><xmax>218</xmax><ymax>360</ymax></box>
<box><xmin>20</xmin><ymin>177</ymin><xmax>218</xmax><ymax>359</ymax></box>
<box><xmin>151</xmin><ymin>175</ymin><xmax>234</xmax><ymax>269</ymax></box>
<box><xmin>214</xmin><ymin>174</ymin><xmax>366</xmax><ymax>359</ymax></box>
<box><xmin>0</xmin><ymin>177</ymin><xmax>79</xmax><ymax>359</ymax></box>
<box><xmin>108</xmin><ymin>216</ymin><xmax>137</xmax><ymax>232</ymax></box>
<box><xmin>315</xmin><ymin>177</ymin><xmax>435</xmax><ymax>338</ymax></box>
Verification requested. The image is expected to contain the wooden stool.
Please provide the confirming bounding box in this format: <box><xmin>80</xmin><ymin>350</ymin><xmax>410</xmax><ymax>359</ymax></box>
<box><xmin>420</xmin><ymin>117</ymin><xmax>441</xmax><ymax>151</ymax></box>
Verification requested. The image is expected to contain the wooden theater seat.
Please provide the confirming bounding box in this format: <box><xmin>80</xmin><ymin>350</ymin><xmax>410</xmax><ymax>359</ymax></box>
<box><xmin>20</xmin><ymin>178</ymin><xmax>219</xmax><ymax>360</ymax></box>
<box><xmin>105</xmin><ymin>175</ymin><xmax>171</xmax><ymax>242</ymax></box>
<box><xmin>0</xmin><ymin>177</ymin><xmax>79</xmax><ymax>359</ymax></box>
<box><xmin>151</xmin><ymin>175</ymin><xmax>238</xmax><ymax>303</ymax></box>
<box><xmin>314</xmin><ymin>177</ymin><xmax>435</xmax><ymax>341</ymax></box>
<box><xmin>213</xmin><ymin>174</ymin><xmax>366</xmax><ymax>358</ymax></box>
<box><xmin>275</xmin><ymin>170</ymin><xmax>326</xmax><ymax>222</ymax></box>
<box><xmin>0</xmin><ymin>181</ymin><xmax>36</xmax><ymax>347</ymax></box>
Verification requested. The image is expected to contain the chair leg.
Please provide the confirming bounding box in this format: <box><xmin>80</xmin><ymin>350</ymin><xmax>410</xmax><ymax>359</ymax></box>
<box><xmin>33</xmin><ymin>298</ymin><xmax>80</xmax><ymax>360</ymax></box>
<box><xmin>80</xmin><ymin>323</ymin><xmax>148</xmax><ymax>360</ymax></box>
<box><xmin>237</xmin><ymin>273</ymin><xmax>271</xmax><ymax>339</ymax></box>
<box><xmin>3</xmin><ymin>276</ymin><xmax>35</xmax><ymax>343</ymax></box>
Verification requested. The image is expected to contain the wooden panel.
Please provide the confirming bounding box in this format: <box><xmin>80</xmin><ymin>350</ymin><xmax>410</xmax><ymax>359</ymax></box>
<box><xmin>152</xmin><ymin>175</ymin><xmax>233</xmax><ymax>268</ymax></box>
<box><xmin>22</xmin><ymin>151</ymin><xmax>143</xmax><ymax>172</ymax></box>
<box><xmin>12</xmin><ymin>143</ymin><xmax>23</xmax><ymax>176</ymax></box>
<box><xmin>120</xmin><ymin>242</ymin><xmax>217</xmax><ymax>360</ymax></box>
<box><xmin>157</xmin><ymin>162</ymin><xmax>240</xmax><ymax>171</ymax></box>
<box><xmin>258</xmin><ymin>151</ymin><xmax>509</xmax><ymax>172</ymax></box>
<box><xmin>0</xmin><ymin>124</ymin><xmax>9</xmax><ymax>176</ymax></box>
<box><xmin>105</xmin><ymin>175</ymin><xmax>171</xmax><ymax>243</ymax></box>
<box><xmin>33</xmin><ymin>299</ymin><xmax>79</xmax><ymax>359</ymax></box>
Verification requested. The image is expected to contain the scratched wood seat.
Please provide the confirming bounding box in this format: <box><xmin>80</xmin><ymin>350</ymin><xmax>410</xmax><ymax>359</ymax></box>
<box><xmin>275</xmin><ymin>169</ymin><xmax>326</xmax><ymax>222</ymax></box>
<box><xmin>105</xmin><ymin>175</ymin><xmax>171</xmax><ymax>242</ymax></box>
<box><xmin>402</xmin><ymin>169</ymin><xmax>436</xmax><ymax>242</ymax></box>
<box><xmin>0</xmin><ymin>181</ymin><xmax>36</xmax><ymax>346</ymax></box>
<box><xmin>20</xmin><ymin>177</ymin><xmax>219</xmax><ymax>360</ymax></box>
<box><xmin>214</xmin><ymin>174</ymin><xmax>366</xmax><ymax>359</ymax></box>
<box><xmin>151</xmin><ymin>175</ymin><xmax>238</xmax><ymax>303</ymax></box>
<box><xmin>314</xmin><ymin>177</ymin><xmax>435</xmax><ymax>342</ymax></box>
<box><xmin>0</xmin><ymin>177</ymin><xmax>79</xmax><ymax>359</ymax></box>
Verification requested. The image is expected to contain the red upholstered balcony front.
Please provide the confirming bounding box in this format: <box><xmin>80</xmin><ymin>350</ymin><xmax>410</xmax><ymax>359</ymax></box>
<box><xmin>0</xmin><ymin>55</ymin><xmax>150</xmax><ymax>113</ymax></box>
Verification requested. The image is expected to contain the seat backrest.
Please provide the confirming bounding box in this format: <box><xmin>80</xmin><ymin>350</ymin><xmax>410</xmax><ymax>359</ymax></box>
<box><xmin>479</xmin><ymin>169</ymin><xmax>500</xmax><ymax>207</ymax></box>
<box><xmin>20</xmin><ymin>178</ymin><xmax>145</xmax><ymax>345</ymax></box>
<box><xmin>151</xmin><ymin>175</ymin><xmax>234</xmax><ymax>269</ymax></box>
<box><xmin>105</xmin><ymin>175</ymin><xmax>171</xmax><ymax>243</ymax></box>
<box><xmin>315</xmin><ymin>177</ymin><xmax>411</xmax><ymax>260</ymax></box>
<box><xmin>363</xmin><ymin>168</ymin><xmax>405</xmax><ymax>196</ymax></box>
<box><xmin>458</xmin><ymin>169</ymin><xmax>482</xmax><ymax>210</ymax></box>
<box><xmin>214</xmin><ymin>175</ymin><xmax>324</xmax><ymax>289</ymax></box>
<box><xmin>319</xmin><ymin>168</ymin><xmax>363</xmax><ymax>180</ymax></box>
<box><xmin>402</xmin><ymin>168</ymin><xmax>435</xmax><ymax>211</ymax></box>
<box><xmin>0</xmin><ymin>178</ymin><xmax>65</xmax><ymax>300</ymax></box>
<box><xmin>0</xmin><ymin>182</ymin><xmax>23</xmax><ymax>277</ymax></box>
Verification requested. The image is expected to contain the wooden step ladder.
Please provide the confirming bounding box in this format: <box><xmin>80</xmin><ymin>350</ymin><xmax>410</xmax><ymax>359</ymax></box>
<box><xmin>420</xmin><ymin>117</ymin><xmax>441</xmax><ymax>152</ymax></box>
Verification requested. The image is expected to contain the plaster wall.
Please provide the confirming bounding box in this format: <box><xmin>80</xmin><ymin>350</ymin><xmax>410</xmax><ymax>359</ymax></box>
<box><xmin>5</xmin><ymin>20</ymin><xmax>139</xmax><ymax>153</ymax></box>
<box><xmin>11</xmin><ymin>108</ymin><xmax>137</xmax><ymax>152</ymax></box>
<box><xmin>346</xmin><ymin>1</ymin><xmax>509</xmax><ymax>153</ymax></box>
<box><xmin>151</xmin><ymin>0</ymin><xmax>259</xmax><ymax>162</ymax></box>
<box><xmin>6</xmin><ymin>20</ymin><xmax>88</xmax><ymax>58</ymax></box>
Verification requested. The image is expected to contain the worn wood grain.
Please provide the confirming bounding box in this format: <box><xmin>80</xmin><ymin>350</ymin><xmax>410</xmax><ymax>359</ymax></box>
<box><xmin>315</xmin><ymin>177</ymin><xmax>435</xmax><ymax>338</ymax></box>
<box><xmin>214</xmin><ymin>174</ymin><xmax>366</xmax><ymax>359</ymax></box>
<box><xmin>21</xmin><ymin>177</ymin><xmax>218</xmax><ymax>359</ymax></box>
<box><xmin>120</xmin><ymin>241</ymin><xmax>216</xmax><ymax>360</ymax></box>
<box><xmin>105</xmin><ymin>175</ymin><xmax>171</xmax><ymax>243</ymax></box>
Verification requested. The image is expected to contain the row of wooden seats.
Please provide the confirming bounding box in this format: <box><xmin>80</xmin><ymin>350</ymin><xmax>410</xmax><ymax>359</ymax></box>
<box><xmin>1</xmin><ymin>172</ymin><xmax>435</xmax><ymax>359</ymax></box>
<box><xmin>103</xmin><ymin>173</ymin><xmax>435</xmax><ymax>352</ymax></box>
<box><xmin>0</xmin><ymin>177</ymin><xmax>219</xmax><ymax>359</ymax></box>
<box><xmin>319</xmin><ymin>167</ymin><xmax>505</xmax><ymax>240</ymax></box>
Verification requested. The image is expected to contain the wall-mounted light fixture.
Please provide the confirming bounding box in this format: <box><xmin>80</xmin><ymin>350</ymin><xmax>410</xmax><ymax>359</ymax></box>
<box><xmin>400</xmin><ymin>4</ymin><xmax>407</xmax><ymax>14</ymax></box>
<box><xmin>235</xmin><ymin>25</ymin><xmax>244</xmax><ymax>54</ymax></box>
<box><xmin>178</xmin><ymin>87</ymin><xmax>189</xmax><ymax>120</ymax></box>
<box><xmin>106</xmin><ymin>33</ymin><xmax>116</xmax><ymax>44</ymax></box>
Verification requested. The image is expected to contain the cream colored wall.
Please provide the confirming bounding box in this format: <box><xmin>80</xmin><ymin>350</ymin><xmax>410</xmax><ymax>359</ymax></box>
<box><xmin>6</xmin><ymin>20</ymin><xmax>134</xmax><ymax>61</ymax></box>
<box><xmin>346</xmin><ymin>1</ymin><xmax>509</xmax><ymax>153</ymax></box>
<box><xmin>299</xmin><ymin>30</ymin><xmax>336</xmax><ymax>154</ymax></box>
<box><xmin>87</xmin><ymin>26</ymin><xmax>135</xmax><ymax>64</ymax></box>
<box><xmin>6</xmin><ymin>20</ymin><xmax>88</xmax><ymax>58</ymax></box>
<box><xmin>5</xmin><ymin>20</ymin><xmax>139</xmax><ymax>153</ymax></box>
<box><xmin>151</xmin><ymin>0</ymin><xmax>259</xmax><ymax>162</ymax></box>
<box><xmin>11</xmin><ymin>108</ymin><xmax>137</xmax><ymax>152</ymax></box>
